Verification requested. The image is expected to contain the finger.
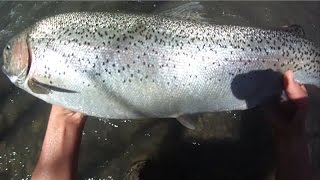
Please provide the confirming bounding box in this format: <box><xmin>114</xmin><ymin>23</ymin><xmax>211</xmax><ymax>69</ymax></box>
<box><xmin>300</xmin><ymin>85</ymin><xmax>307</xmax><ymax>92</ymax></box>
<box><xmin>51</xmin><ymin>104</ymin><xmax>75</xmax><ymax>115</ymax></box>
<box><xmin>50</xmin><ymin>105</ymin><xmax>87</xmax><ymax>124</ymax></box>
<box><xmin>283</xmin><ymin>70</ymin><xmax>308</xmax><ymax>100</ymax></box>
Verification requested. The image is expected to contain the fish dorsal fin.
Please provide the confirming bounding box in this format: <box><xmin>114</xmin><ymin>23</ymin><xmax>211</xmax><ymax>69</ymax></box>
<box><xmin>282</xmin><ymin>25</ymin><xmax>305</xmax><ymax>38</ymax></box>
<box><xmin>157</xmin><ymin>2</ymin><xmax>207</xmax><ymax>23</ymax></box>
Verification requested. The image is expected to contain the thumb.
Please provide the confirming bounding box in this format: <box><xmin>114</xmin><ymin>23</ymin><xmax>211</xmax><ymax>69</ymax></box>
<box><xmin>283</xmin><ymin>70</ymin><xmax>308</xmax><ymax>102</ymax></box>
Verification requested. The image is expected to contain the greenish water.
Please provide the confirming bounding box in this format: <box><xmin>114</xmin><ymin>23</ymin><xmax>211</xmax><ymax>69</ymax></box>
<box><xmin>0</xmin><ymin>1</ymin><xmax>319</xmax><ymax>180</ymax></box>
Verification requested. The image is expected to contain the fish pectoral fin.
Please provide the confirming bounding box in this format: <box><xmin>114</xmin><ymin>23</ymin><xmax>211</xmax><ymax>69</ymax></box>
<box><xmin>281</xmin><ymin>24</ymin><xmax>305</xmax><ymax>38</ymax></box>
<box><xmin>28</xmin><ymin>78</ymin><xmax>51</xmax><ymax>94</ymax></box>
<box><xmin>157</xmin><ymin>2</ymin><xmax>208</xmax><ymax>23</ymax></box>
<box><xmin>176</xmin><ymin>114</ymin><xmax>196</xmax><ymax>130</ymax></box>
<box><xmin>27</xmin><ymin>78</ymin><xmax>78</xmax><ymax>94</ymax></box>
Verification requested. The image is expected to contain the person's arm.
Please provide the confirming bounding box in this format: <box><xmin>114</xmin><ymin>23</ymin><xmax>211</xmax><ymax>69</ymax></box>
<box><xmin>272</xmin><ymin>70</ymin><xmax>313</xmax><ymax>180</ymax></box>
<box><xmin>32</xmin><ymin>105</ymin><xmax>86</xmax><ymax>180</ymax></box>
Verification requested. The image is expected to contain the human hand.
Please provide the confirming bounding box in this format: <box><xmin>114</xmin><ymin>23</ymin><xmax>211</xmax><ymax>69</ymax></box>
<box><xmin>32</xmin><ymin>105</ymin><xmax>86</xmax><ymax>180</ymax></box>
<box><xmin>268</xmin><ymin>71</ymin><xmax>313</xmax><ymax>180</ymax></box>
<box><xmin>49</xmin><ymin>105</ymin><xmax>87</xmax><ymax>127</ymax></box>
<box><xmin>266</xmin><ymin>70</ymin><xmax>308</xmax><ymax>138</ymax></box>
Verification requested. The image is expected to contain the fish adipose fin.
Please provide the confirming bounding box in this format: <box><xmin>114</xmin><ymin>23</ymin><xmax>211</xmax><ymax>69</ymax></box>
<box><xmin>157</xmin><ymin>2</ymin><xmax>208</xmax><ymax>23</ymax></box>
<box><xmin>27</xmin><ymin>78</ymin><xmax>78</xmax><ymax>94</ymax></box>
<box><xmin>177</xmin><ymin>114</ymin><xmax>196</xmax><ymax>130</ymax></box>
<box><xmin>281</xmin><ymin>25</ymin><xmax>306</xmax><ymax>38</ymax></box>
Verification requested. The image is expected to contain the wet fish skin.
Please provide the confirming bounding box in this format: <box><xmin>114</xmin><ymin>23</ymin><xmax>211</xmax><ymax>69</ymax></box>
<box><xmin>2</xmin><ymin>12</ymin><xmax>320</xmax><ymax>119</ymax></box>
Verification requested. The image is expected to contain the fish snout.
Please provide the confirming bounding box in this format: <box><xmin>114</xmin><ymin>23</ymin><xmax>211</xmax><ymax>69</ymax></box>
<box><xmin>1</xmin><ymin>47</ymin><xmax>7</xmax><ymax>74</ymax></box>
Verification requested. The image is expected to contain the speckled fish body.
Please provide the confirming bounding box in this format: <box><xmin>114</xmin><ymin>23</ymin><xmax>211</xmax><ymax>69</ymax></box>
<box><xmin>2</xmin><ymin>12</ymin><xmax>320</xmax><ymax>118</ymax></box>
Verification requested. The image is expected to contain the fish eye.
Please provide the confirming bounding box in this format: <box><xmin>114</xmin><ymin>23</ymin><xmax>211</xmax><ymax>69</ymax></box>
<box><xmin>6</xmin><ymin>45</ymin><xmax>11</xmax><ymax>50</ymax></box>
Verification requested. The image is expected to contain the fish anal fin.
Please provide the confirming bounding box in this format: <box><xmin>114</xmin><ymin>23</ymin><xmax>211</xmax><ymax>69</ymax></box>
<box><xmin>177</xmin><ymin>114</ymin><xmax>196</xmax><ymax>130</ymax></box>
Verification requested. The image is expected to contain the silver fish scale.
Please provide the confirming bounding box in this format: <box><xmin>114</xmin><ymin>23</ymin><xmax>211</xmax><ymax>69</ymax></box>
<box><xmin>22</xmin><ymin>12</ymin><xmax>320</xmax><ymax>118</ymax></box>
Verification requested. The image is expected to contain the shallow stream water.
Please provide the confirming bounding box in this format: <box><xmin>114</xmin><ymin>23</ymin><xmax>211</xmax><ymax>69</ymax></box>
<box><xmin>0</xmin><ymin>2</ymin><xmax>319</xmax><ymax>180</ymax></box>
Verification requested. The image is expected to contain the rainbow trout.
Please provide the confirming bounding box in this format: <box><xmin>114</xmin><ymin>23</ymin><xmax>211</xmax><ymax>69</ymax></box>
<box><xmin>2</xmin><ymin>12</ymin><xmax>320</xmax><ymax>124</ymax></box>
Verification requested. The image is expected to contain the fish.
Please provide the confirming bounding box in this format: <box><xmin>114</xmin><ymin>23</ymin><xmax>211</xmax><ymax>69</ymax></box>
<box><xmin>2</xmin><ymin>12</ymin><xmax>320</xmax><ymax>128</ymax></box>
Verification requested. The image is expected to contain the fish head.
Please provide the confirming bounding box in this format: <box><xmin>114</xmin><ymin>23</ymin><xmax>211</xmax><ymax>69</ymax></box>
<box><xmin>2</xmin><ymin>32</ymin><xmax>30</xmax><ymax>87</ymax></box>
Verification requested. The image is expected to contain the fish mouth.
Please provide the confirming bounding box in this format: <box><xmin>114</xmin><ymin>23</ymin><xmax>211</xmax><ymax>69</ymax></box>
<box><xmin>1</xmin><ymin>66</ymin><xmax>6</xmax><ymax>76</ymax></box>
<box><xmin>1</xmin><ymin>60</ymin><xmax>3</xmax><ymax>73</ymax></box>
<box><xmin>1</xmin><ymin>49</ymin><xmax>7</xmax><ymax>75</ymax></box>
<box><xmin>0</xmin><ymin>57</ymin><xmax>2</xmax><ymax>71</ymax></box>
<box><xmin>2</xmin><ymin>65</ymin><xmax>6</xmax><ymax>74</ymax></box>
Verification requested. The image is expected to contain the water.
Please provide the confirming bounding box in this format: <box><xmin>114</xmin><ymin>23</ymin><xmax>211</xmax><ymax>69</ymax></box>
<box><xmin>0</xmin><ymin>1</ymin><xmax>319</xmax><ymax>180</ymax></box>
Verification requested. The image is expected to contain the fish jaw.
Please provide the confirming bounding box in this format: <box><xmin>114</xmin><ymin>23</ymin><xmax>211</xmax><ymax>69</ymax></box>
<box><xmin>2</xmin><ymin>32</ymin><xmax>30</xmax><ymax>86</ymax></box>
